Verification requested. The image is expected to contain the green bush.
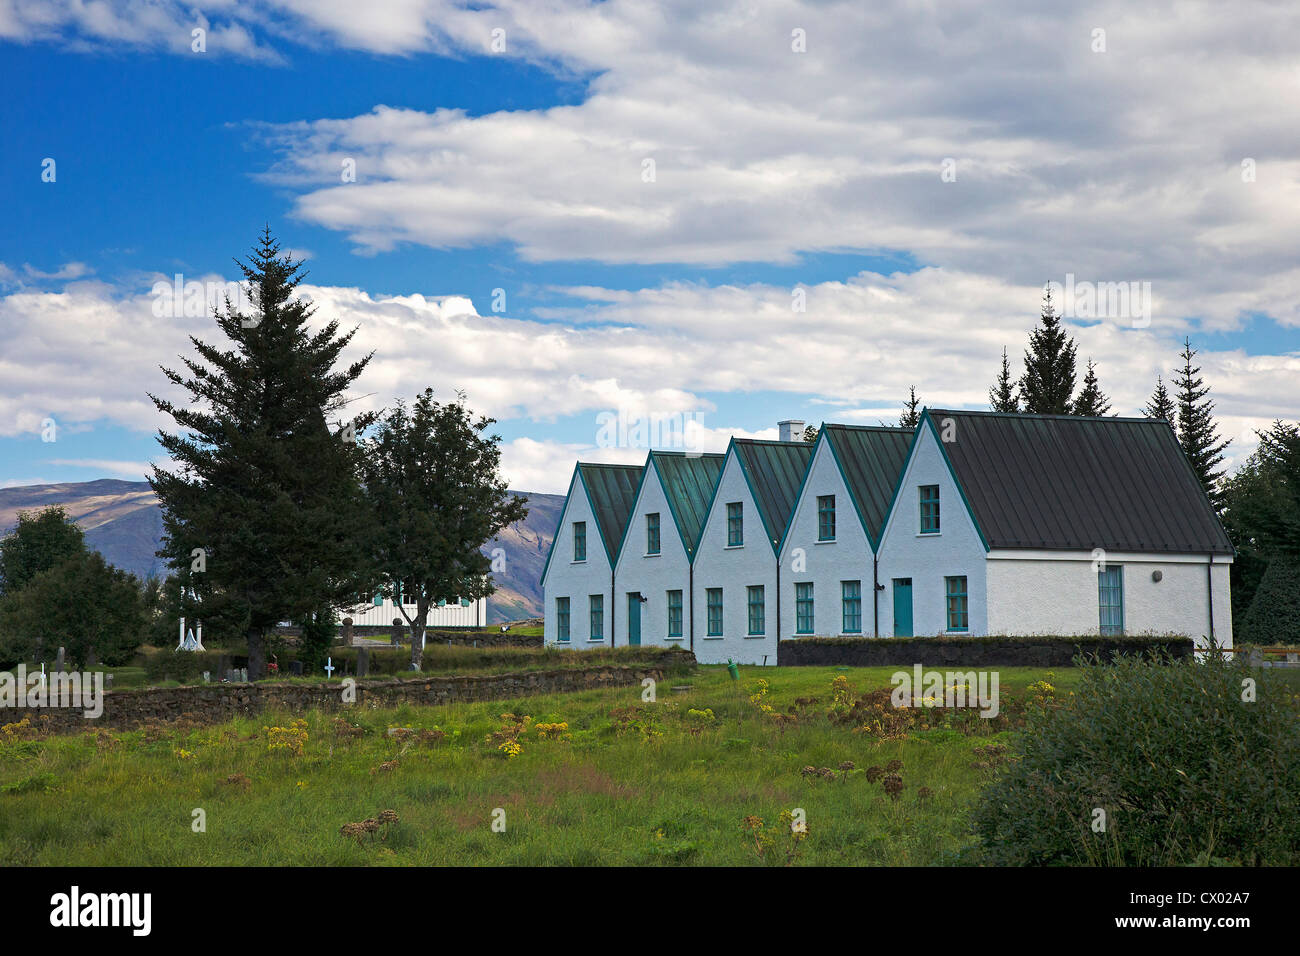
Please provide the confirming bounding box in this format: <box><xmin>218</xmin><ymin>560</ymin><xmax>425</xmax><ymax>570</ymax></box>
<box><xmin>972</xmin><ymin>653</ymin><xmax>1300</xmax><ymax>865</ymax></box>
<box><xmin>1239</xmin><ymin>559</ymin><xmax>1300</xmax><ymax>646</ymax></box>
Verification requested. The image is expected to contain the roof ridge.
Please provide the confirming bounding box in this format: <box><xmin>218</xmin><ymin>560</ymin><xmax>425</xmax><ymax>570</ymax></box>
<box><xmin>926</xmin><ymin>408</ymin><xmax>1161</xmax><ymax>425</ymax></box>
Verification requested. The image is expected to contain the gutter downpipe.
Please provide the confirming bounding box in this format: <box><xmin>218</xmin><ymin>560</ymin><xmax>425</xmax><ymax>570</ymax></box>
<box><xmin>873</xmin><ymin>553</ymin><xmax>880</xmax><ymax>637</ymax></box>
<box><xmin>775</xmin><ymin>546</ymin><xmax>782</xmax><ymax>664</ymax></box>
<box><xmin>1206</xmin><ymin>553</ymin><xmax>1215</xmax><ymax>648</ymax></box>
<box><xmin>689</xmin><ymin>556</ymin><xmax>695</xmax><ymax>654</ymax></box>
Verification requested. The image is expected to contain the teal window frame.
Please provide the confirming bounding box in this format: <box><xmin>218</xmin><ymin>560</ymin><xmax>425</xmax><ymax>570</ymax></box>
<box><xmin>667</xmin><ymin>590</ymin><xmax>683</xmax><ymax>637</ymax></box>
<box><xmin>1098</xmin><ymin>566</ymin><xmax>1124</xmax><ymax>635</ymax></box>
<box><xmin>920</xmin><ymin>485</ymin><xmax>941</xmax><ymax>534</ymax></box>
<box><xmin>556</xmin><ymin>597</ymin><xmax>571</xmax><ymax>642</ymax></box>
<box><xmin>646</xmin><ymin>512</ymin><xmax>661</xmax><ymax>555</ymax></box>
<box><xmin>573</xmin><ymin>521</ymin><xmax>587</xmax><ymax>561</ymax></box>
<box><xmin>589</xmin><ymin>594</ymin><xmax>604</xmax><ymax>640</ymax></box>
<box><xmin>841</xmin><ymin>580</ymin><xmax>862</xmax><ymax>633</ymax></box>
<box><xmin>726</xmin><ymin>502</ymin><xmax>743</xmax><ymax>547</ymax></box>
<box><xmin>706</xmin><ymin>588</ymin><xmax>724</xmax><ymax>636</ymax></box>
<box><xmin>795</xmin><ymin>582</ymin><xmax>815</xmax><ymax>634</ymax></box>
<box><xmin>945</xmin><ymin>575</ymin><xmax>968</xmax><ymax>632</ymax></box>
<box><xmin>747</xmin><ymin>585</ymin><xmax>765</xmax><ymax>635</ymax></box>
<box><xmin>817</xmin><ymin>494</ymin><xmax>836</xmax><ymax>541</ymax></box>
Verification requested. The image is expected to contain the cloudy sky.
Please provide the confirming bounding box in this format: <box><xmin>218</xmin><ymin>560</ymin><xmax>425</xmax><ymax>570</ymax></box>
<box><xmin>1</xmin><ymin>0</ymin><xmax>1297</xmax><ymax>493</ymax></box>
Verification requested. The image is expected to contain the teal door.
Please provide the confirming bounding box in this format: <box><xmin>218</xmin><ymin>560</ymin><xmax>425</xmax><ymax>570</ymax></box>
<box><xmin>892</xmin><ymin>579</ymin><xmax>913</xmax><ymax>637</ymax></box>
<box><xmin>627</xmin><ymin>593</ymin><xmax>642</xmax><ymax>646</ymax></box>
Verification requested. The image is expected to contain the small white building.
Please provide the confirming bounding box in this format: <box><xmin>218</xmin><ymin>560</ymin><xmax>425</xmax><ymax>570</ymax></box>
<box><xmin>542</xmin><ymin>411</ymin><xmax>1234</xmax><ymax>663</ymax></box>
<box><xmin>343</xmin><ymin>590</ymin><xmax>485</xmax><ymax>629</ymax></box>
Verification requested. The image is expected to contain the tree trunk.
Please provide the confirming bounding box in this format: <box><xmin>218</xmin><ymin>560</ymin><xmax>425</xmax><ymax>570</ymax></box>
<box><xmin>408</xmin><ymin>602</ymin><xmax>428</xmax><ymax>671</ymax></box>
<box><xmin>247</xmin><ymin>626</ymin><xmax>266</xmax><ymax>680</ymax></box>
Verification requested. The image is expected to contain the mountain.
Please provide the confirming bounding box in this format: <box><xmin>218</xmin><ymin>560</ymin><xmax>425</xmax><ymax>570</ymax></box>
<box><xmin>0</xmin><ymin>479</ymin><xmax>561</xmax><ymax>623</ymax></box>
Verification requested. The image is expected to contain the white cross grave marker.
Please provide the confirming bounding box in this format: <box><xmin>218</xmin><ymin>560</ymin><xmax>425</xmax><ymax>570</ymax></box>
<box><xmin>324</xmin><ymin>657</ymin><xmax>335</xmax><ymax>678</ymax></box>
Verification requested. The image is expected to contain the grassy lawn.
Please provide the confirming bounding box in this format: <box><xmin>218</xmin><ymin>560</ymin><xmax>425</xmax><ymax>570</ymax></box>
<box><xmin>1</xmin><ymin>665</ymin><xmax>1075</xmax><ymax>865</ymax></box>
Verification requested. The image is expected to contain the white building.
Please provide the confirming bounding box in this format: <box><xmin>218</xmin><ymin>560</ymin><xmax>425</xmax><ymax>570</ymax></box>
<box><xmin>343</xmin><ymin>591</ymin><xmax>485</xmax><ymax>629</ymax></box>
<box><xmin>542</xmin><ymin>411</ymin><xmax>1233</xmax><ymax>663</ymax></box>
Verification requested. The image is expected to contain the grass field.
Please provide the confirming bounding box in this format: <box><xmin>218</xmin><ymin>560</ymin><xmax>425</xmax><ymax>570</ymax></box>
<box><xmin>0</xmin><ymin>664</ymin><xmax>1076</xmax><ymax>866</ymax></box>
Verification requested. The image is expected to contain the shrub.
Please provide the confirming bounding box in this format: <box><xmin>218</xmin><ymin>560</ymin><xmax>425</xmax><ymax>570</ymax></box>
<box><xmin>972</xmin><ymin>654</ymin><xmax>1300</xmax><ymax>865</ymax></box>
<box><xmin>1239</xmin><ymin>559</ymin><xmax>1300</xmax><ymax>646</ymax></box>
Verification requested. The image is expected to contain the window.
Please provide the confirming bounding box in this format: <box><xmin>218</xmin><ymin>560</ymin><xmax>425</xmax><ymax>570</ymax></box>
<box><xmin>727</xmin><ymin>502</ymin><xmax>743</xmax><ymax>546</ymax></box>
<box><xmin>403</xmin><ymin>582</ymin><xmax>417</xmax><ymax>606</ymax></box>
<box><xmin>795</xmin><ymin>582</ymin><xmax>815</xmax><ymax>634</ymax></box>
<box><xmin>945</xmin><ymin>576</ymin><xmax>968</xmax><ymax>632</ymax></box>
<box><xmin>842</xmin><ymin>580</ymin><xmax>862</xmax><ymax>633</ymax></box>
<box><xmin>667</xmin><ymin>590</ymin><xmax>683</xmax><ymax>637</ymax></box>
<box><xmin>1098</xmin><ymin>566</ymin><xmax>1124</xmax><ymax>635</ymax></box>
<box><xmin>920</xmin><ymin>485</ymin><xmax>941</xmax><ymax>534</ymax></box>
<box><xmin>573</xmin><ymin>521</ymin><xmax>587</xmax><ymax>561</ymax></box>
<box><xmin>747</xmin><ymin>585</ymin><xmax>765</xmax><ymax>635</ymax></box>
<box><xmin>556</xmin><ymin>597</ymin><xmax>571</xmax><ymax>642</ymax></box>
<box><xmin>818</xmin><ymin>495</ymin><xmax>836</xmax><ymax>541</ymax></box>
<box><xmin>589</xmin><ymin>594</ymin><xmax>604</xmax><ymax>640</ymax></box>
<box><xmin>646</xmin><ymin>512</ymin><xmax>661</xmax><ymax>555</ymax></box>
<box><xmin>706</xmin><ymin>588</ymin><xmax>724</xmax><ymax>636</ymax></box>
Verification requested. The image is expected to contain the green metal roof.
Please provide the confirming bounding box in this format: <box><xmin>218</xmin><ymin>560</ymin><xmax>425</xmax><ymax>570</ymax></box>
<box><xmin>576</xmin><ymin>462</ymin><xmax>643</xmax><ymax>563</ymax></box>
<box><xmin>651</xmin><ymin>451</ymin><xmax>725</xmax><ymax>557</ymax></box>
<box><xmin>823</xmin><ymin>424</ymin><xmax>914</xmax><ymax>547</ymax></box>
<box><xmin>733</xmin><ymin>440</ymin><xmax>815</xmax><ymax>553</ymax></box>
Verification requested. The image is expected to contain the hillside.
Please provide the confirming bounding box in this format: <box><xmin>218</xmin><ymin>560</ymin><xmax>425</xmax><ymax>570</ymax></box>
<box><xmin>0</xmin><ymin>479</ymin><xmax>560</xmax><ymax>623</ymax></box>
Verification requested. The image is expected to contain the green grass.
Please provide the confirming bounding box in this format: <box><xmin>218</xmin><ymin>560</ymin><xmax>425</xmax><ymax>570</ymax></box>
<box><xmin>0</xmin><ymin>665</ymin><xmax>1076</xmax><ymax>866</ymax></box>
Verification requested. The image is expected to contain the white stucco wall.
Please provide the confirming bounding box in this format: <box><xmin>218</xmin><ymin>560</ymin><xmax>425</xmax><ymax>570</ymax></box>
<box><xmin>343</xmin><ymin>596</ymin><xmax>483</xmax><ymax>629</ymax></box>
<box><xmin>778</xmin><ymin>436</ymin><xmax>877</xmax><ymax>641</ymax></box>
<box><xmin>542</xmin><ymin>471</ymin><xmax>614</xmax><ymax>649</ymax></box>
<box><xmin>875</xmin><ymin>424</ymin><xmax>988</xmax><ymax>636</ymax></box>
<box><xmin>985</xmin><ymin>550</ymin><xmax>1233</xmax><ymax>648</ymax></box>
<box><xmin>613</xmin><ymin>463</ymin><xmax>692</xmax><ymax>650</ymax></box>
<box><xmin>691</xmin><ymin>452</ymin><xmax>779</xmax><ymax>665</ymax></box>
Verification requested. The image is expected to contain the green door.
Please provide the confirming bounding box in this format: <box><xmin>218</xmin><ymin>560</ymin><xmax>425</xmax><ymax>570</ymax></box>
<box><xmin>627</xmin><ymin>593</ymin><xmax>642</xmax><ymax>646</ymax></box>
<box><xmin>892</xmin><ymin>579</ymin><xmax>913</xmax><ymax>637</ymax></box>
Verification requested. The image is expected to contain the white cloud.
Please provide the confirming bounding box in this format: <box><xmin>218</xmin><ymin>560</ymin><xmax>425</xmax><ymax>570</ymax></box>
<box><xmin>45</xmin><ymin>458</ymin><xmax>156</xmax><ymax>478</ymax></box>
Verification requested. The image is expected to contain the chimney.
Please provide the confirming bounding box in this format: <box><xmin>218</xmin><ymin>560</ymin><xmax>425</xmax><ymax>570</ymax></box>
<box><xmin>778</xmin><ymin>420</ymin><xmax>805</xmax><ymax>443</ymax></box>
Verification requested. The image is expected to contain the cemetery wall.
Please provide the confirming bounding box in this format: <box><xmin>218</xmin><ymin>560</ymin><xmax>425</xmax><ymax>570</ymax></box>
<box><xmin>3</xmin><ymin>665</ymin><xmax>667</xmax><ymax>734</ymax></box>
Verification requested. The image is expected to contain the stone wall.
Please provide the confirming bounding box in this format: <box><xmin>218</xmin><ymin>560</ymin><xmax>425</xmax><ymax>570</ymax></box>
<box><xmin>3</xmin><ymin>664</ymin><xmax>666</xmax><ymax>735</ymax></box>
<box><xmin>777</xmin><ymin>634</ymin><xmax>1195</xmax><ymax>667</ymax></box>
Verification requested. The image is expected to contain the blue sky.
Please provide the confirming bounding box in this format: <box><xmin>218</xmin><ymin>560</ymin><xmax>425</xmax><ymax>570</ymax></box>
<box><xmin>1</xmin><ymin>2</ymin><xmax>1297</xmax><ymax>492</ymax></box>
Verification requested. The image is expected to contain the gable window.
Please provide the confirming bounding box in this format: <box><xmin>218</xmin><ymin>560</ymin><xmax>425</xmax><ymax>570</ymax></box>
<box><xmin>817</xmin><ymin>495</ymin><xmax>836</xmax><ymax>541</ymax></box>
<box><xmin>747</xmin><ymin>585</ymin><xmax>765</xmax><ymax>635</ymax></box>
<box><xmin>646</xmin><ymin>512</ymin><xmax>661</xmax><ymax>555</ymax></box>
<box><xmin>573</xmin><ymin>521</ymin><xmax>587</xmax><ymax>561</ymax></box>
<box><xmin>667</xmin><ymin>590</ymin><xmax>683</xmax><ymax>637</ymax></box>
<box><xmin>706</xmin><ymin>588</ymin><xmax>724</xmax><ymax>636</ymax></box>
<box><xmin>841</xmin><ymin>580</ymin><xmax>862</xmax><ymax>633</ymax></box>
<box><xmin>589</xmin><ymin>594</ymin><xmax>604</xmax><ymax>641</ymax></box>
<box><xmin>945</xmin><ymin>576</ymin><xmax>968</xmax><ymax>632</ymax></box>
<box><xmin>727</xmin><ymin>502</ymin><xmax>743</xmax><ymax>546</ymax></box>
<box><xmin>1098</xmin><ymin>566</ymin><xmax>1124</xmax><ymax>635</ymax></box>
<box><xmin>920</xmin><ymin>485</ymin><xmax>941</xmax><ymax>534</ymax></box>
<box><xmin>556</xmin><ymin>597</ymin><xmax>571</xmax><ymax>642</ymax></box>
<box><xmin>795</xmin><ymin>582</ymin><xmax>815</xmax><ymax>634</ymax></box>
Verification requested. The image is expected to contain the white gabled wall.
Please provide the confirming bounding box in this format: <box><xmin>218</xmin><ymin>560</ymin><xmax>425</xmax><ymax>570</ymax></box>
<box><xmin>691</xmin><ymin>451</ymin><xmax>779</xmax><ymax>665</ymax></box>
<box><xmin>986</xmin><ymin>551</ymin><xmax>1233</xmax><ymax>648</ymax></box>
<box><xmin>613</xmin><ymin>463</ymin><xmax>691</xmax><ymax>650</ymax></box>
<box><xmin>542</xmin><ymin>471</ymin><xmax>614</xmax><ymax>649</ymax></box>
<box><xmin>778</xmin><ymin>436</ymin><xmax>875</xmax><ymax>640</ymax></box>
<box><xmin>876</xmin><ymin>423</ymin><xmax>988</xmax><ymax>636</ymax></box>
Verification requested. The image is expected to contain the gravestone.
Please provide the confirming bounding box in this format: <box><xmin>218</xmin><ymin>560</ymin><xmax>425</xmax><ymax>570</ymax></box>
<box><xmin>105</xmin><ymin>673</ymin><xmax>114</xmax><ymax>690</ymax></box>
<box><xmin>357</xmin><ymin>647</ymin><xmax>370</xmax><ymax>678</ymax></box>
<box><xmin>55</xmin><ymin>646</ymin><xmax>66</xmax><ymax>674</ymax></box>
<box><xmin>202</xmin><ymin>671</ymin><xmax>211</xmax><ymax>683</ymax></box>
<box><xmin>290</xmin><ymin>661</ymin><xmax>303</xmax><ymax>677</ymax></box>
<box><xmin>341</xmin><ymin>618</ymin><xmax>354</xmax><ymax>646</ymax></box>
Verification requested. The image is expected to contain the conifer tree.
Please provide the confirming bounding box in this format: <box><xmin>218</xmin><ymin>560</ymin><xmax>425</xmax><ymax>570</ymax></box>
<box><xmin>1144</xmin><ymin>375</ymin><xmax>1176</xmax><ymax>425</ymax></box>
<box><xmin>1019</xmin><ymin>285</ymin><xmax>1078</xmax><ymax>414</ymax></box>
<box><xmin>149</xmin><ymin>228</ymin><xmax>378</xmax><ymax>679</ymax></box>
<box><xmin>898</xmin><ymin>386</ymin><xmax>921</xmax><ymax>428</ymax></box>
<box><xmin>1072</xmin><ymin>358</ymin><xmax>1112</xmax><ymax>416</ymax></box>
<box><xmin>989</xmin><ymin>347</ymin><xmax>1019</xmax><ymax>413</ymax></box>
<box><xmin>1173</xmin><ymin>337</ymin><xmax>1230</xmax><ymax>511</ymax></box>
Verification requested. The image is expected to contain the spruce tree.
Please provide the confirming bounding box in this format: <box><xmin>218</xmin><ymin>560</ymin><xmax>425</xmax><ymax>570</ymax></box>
<box><xmin>1173</xmin><ymin>337</ymin><xmax>1230</xmax><ymax>511</ymax></box>
<box><xmin>1144</xmin><ymin>375</ymin><xmax>1176</xmax><ymax>425</ymax></box>
<box><xmin>149</xmin><ymin>229</ymin><xmax>378</xmax><ymax>679</ymax></box>
<box><xmin>898</xmin><ymin>386</ymin><xmax>921</xmax><ymax>428</ymax></box>
<box><xmin>1072</xmin><ymin>358</ymin><xmax>1112</xmax><ymax>416</ymax></box>
<box><xmin>1019</xmin><ymin>285</ymin><xmax>1077</xmax><ymax>414</ymax></box>
<box><xmin>989</xmin><ymin>347</ymin><xmax>1019</xmax><ymax>412</ymax></box>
